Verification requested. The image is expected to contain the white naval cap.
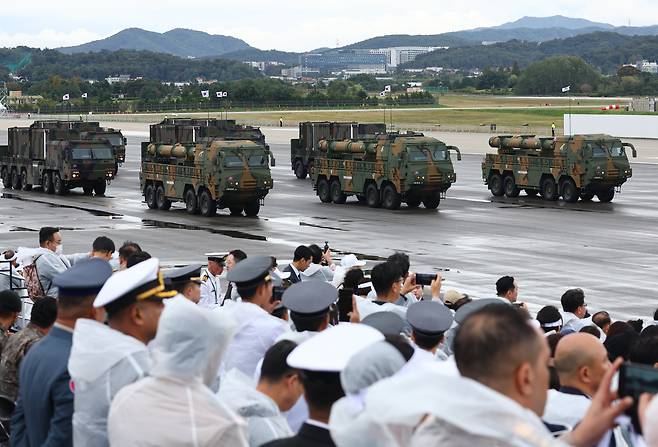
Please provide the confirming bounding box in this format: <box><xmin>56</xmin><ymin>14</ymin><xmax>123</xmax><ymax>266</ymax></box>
<box><xmin>287</xmin><ymin>323</ymin><xmax>384</xmax><ymax>372</ymax></box>
<box><xmin>340</xmin><ymin>254</ymin><xmax>366</xmax><ymax>269</ymax></box>
<box><xmin>94</xmin><ymin>257</ymin><xmax>176</xmax><ymax>309</ymax></box>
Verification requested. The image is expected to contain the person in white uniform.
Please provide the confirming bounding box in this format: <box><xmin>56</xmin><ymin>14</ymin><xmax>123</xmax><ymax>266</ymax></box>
<box><xmin>200</xmin><ymin>253</ymin><xmax>225</xmax><ymax>309</ymax></box>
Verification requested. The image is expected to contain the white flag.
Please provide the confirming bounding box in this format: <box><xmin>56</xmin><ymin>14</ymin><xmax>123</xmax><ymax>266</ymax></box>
<box><xmin>379</xmin><ymin>91</ymin><xmax>386</xmax><ymax>97</ymax></box>
<box><xmin>81</xmin><ymin>93</ymin><xmax>88</xmax><ymax>99</ymax></box>
<box><xmin>216</xmin><ymin>91</ymin><xmax>222</xmax><ymax>98</ymax></box>
<box><xmin>222</xmin><ymin>91</ymin><xmax>228</xmax><ymax>97</ymax></box>
<box><xmin>62</xmin><ymin>94</ymin><xmax>70</xmax><ymax>101</ymax></box>
<box><xmin>201</xmin><ymin>90</ymin><xmax>210</xmax><ymax>98</ymax></box>
<box><xmin>561</xmin><ymin>85</ymin><xmax>571</xmax><ymax>93</ymax></box>
<box><xmin>384</xmin><ymin>85</ymin><xmax>391</xmax><ymax>93</ymax></box>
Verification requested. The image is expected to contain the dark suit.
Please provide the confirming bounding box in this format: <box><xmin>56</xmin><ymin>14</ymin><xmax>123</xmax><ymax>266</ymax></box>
<box><xmin>284</xmin><ymin>265</ymin><xmax>301</xmax><ymax>284</ymax></box>
<box><xmin>11</xmin><ymin>325</ymin><xmax>74</xmax><ymax>447</ymax></box>
<box><xmin>262</xmin><ymin>422</ymin><xmax>335</xmax><ymax>447</ymax></box>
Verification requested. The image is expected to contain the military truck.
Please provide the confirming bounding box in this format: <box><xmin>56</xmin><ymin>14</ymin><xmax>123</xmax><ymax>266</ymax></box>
<box><xmin>291</xmin><ymin>121</ymin><xmax>387</xmax><ymax>179</ymax></box>
<box><xmin>482</xmin><ymin>134</ymin><xmax>636</xmax><ymax>203</ymax></box>
<box><xmin>310</xmin><ymin>132</ymin><xmax>461</xmax><ymax>210</ymax></box>
<box><xmin>0</xmin><ymin>121</ymin><xmax>118</xmax><ymax>196</ymax></box>
<box><xmin>140</xmin><ymin>119</ymin><xmax>273</xmax><ymax>217</ymax></box>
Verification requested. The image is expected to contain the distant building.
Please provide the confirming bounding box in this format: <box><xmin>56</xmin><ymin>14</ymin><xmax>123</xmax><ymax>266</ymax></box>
<box><xmin>637</xmin><ymin>60</ymin><xmax>658</xmax><ymax>74</ymax></box>
<box><xmin>7</xmin><ymin>91</ymin><xmax>43</xmax><ymax>106</ymax></box>
<box><xmin>105</xmin><ymin>74</ymin><xmax>134</xmax><ymax>84</ymax></box>
<box><xmin>630</xmin><ymin>97</ymin><xmax>657</xmax><ymax>112</ymax></box>
<box><xmin>245</xmin><ymin>61</ymin><xmax>284</xmax><ymax>72</ymax></box>
<box><xmin>301</xmin><ymin>50</ymin><xmax>387</xmax><ymax>73</ymax></box>
<box><xmin>366</xmin><ymin>46</ymin><xmax>444</xmax><ymax>67</ymax></box>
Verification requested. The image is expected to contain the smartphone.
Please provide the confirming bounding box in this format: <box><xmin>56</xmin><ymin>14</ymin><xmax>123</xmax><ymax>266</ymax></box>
<box><xmin>415</xmin><ymin>273</ymin><xmax>436</xmax><ymax>286</ymax></box>
<box><xmin>272</xmin><ymin>286</ymin><xmax>285</xmax><ymax>301</ymax></box>
<box><xmin>618</xmin><ymin>363</ymin><xmax>658</xmax><ymax>400</ymax></box>
<box><xmin>338</xmin><ymin>288</ymin><xmax>354</xmax><ymax>322</ymax></box>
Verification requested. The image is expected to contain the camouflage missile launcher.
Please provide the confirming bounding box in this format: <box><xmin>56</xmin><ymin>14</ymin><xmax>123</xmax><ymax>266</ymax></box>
<box><xmin>482</xmin><ymin>134</ymin><xmax>636</xmax><ymax>203</ymax></box>
<box><xmin>0</xmin><ymin>121</ymin><xmax>118</xmax><ymax>196</ymax></box>
<box><xmin>291</xmin><ymin>121</ymin><xmax>387</xmax><ymax>179</ymax></box>
<box><xmin>310</xmin><ymin>132</ymin><xmax>461</xmax><ymax>210</ymax></box>
<box><xmin>140</xmin><ymin>119</ymin><xmax>273</xmax><ymax>217</ymax></box>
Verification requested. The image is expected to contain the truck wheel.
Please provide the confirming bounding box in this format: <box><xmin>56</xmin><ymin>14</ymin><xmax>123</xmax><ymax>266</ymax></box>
<box><xmin>423</xmin><ymin>194</ymin><xmax>441</xmax><ymax>209</ymax></box>
<box><xmin>11</xmin><ymin>170</ymin><xmax>22</xmax><ymax>190</ymax></box>
<box><xmin>330</xmin><ymin>179</ymin><xmax>347</xmax><ymax>204</ymax></box>
<box><xmin>365</xmin><ymin>183</ymin><xmax>381</xmax><ymax>208</ymax></box>
<box><xmin>356</xmin><ymin>195</ymin><xmax>367</xmax><ymax>205</ymax></box>
<box><xmin>503</xmin><ymin>176</ymin><xmax>520</xmax><ymax>198</ymax></box>
<box><xmin>244</xmin><ymin>201</ymin><xmax>260</xmax><ymax>217</ymax></box>
<box><xmin>42</xmin><ymin>172</ymin><xmax>53</xmax><ymax>194</ymax></box>
<box><xmin>580</xmin><ymin>191</ymin><xmax>594</xmax><ymax>202</ymax></box>
<box><xmin>94</xmin><ymin>181</ymin><xmax>106</xmax><ymax>197</ymax></box>
<box><xmin>53</xmin><ymin>174</ymin><xmax>67</xmax><ymax>195</ymax></box>
<box><xmin>199</xmin><ymin>190</ymin><xmax>216</xmax><ymax>217</ymax></box>
<box><xmin>382</xmin><ymin>184</ymin><xmax>401</xmax><ymax>210</ymax></box>
<box><xmin>0</xmin><ymin>168</ymin><xmax>8</xmax><ymax>188</ymax></box>
<box><xmin>597</xmin><ymin>187</ymin><xmax>615</xmax><ymax>203</ymax></box>
<box><xmin>406</xmin><ymin>198</ymin><xmax>421</xmax><ymax>208</ymax></box>
<box><xmin>20</xmin><ymin>170</ymin><xmax>32</xmax><ymax>191</ymax></box>
<box><xmin>155</xmin><ymin>184</ymin><xmax>171</xmax><ymax>210</ymax></box>
<box><xmin>294</xmin><ymin>160</ymin><xmax>307</xmax><ymax>179</ymax></box>
<box><xmin>561</xmin><ymin>178</ymin><xmax>579</xmax><ymax>203</ymax></box>
<box><xmin>540</xmin><ymin>177</ymin><xmax>558</xmax><ymax>201</ymax></box>
<box><xmin>317</xmin><ymin>178</ymin><xmax>331</xmax><ymax>203</ymax></box>
<box><xmin>489</xmin><ymin>172</ymin><xmax>504</xmax><ymax>197</ymax></box>
<box><xmin>145</xmin><ymin>184</ymin><xmax>157</xmax><ymax>209</ymax></box>
<box><xmin>185</xmin><ymin>189</ymin><xmax>199</xmax><ymax>214</ymax></box>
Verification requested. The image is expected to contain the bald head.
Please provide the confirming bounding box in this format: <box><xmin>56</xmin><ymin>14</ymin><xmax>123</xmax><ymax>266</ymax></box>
<box><xmin>554</xmin><ymin>333</ymin><xmax>610</xmax><ymax>396</ymax></box>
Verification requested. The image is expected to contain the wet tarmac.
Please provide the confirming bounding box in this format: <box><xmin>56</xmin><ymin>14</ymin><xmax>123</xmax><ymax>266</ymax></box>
<box><xmin>1</xmin><ymin>131</ymin><xmax>657</xmax><ymax>321</ymax></box>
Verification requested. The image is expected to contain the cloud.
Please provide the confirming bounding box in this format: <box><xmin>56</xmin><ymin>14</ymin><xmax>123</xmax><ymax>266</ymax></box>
<box><xmin>0</xmin><ymin>29</ymin><xmax>104</xmax><ymax>49</ymax></box>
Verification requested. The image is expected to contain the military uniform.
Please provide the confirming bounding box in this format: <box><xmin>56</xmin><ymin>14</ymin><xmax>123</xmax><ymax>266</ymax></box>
<box><xmin>199</xmin><ymin>269</ymin><xmax>223</xmax><ymax>308</ymax></box>
<box><xmin>0</xmin><ymin>323</ymin><xmax>44</xmax><ymax>401</ymax></box>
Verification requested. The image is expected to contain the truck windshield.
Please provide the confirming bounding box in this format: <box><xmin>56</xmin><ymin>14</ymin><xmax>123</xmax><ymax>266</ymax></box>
<box><xmin>609</xmin><ymin>142</ymin><xmax>625</xmax><ymax>157</ymax></box>
<box><xmin>71</xmin><ymin>147</ymin><xmax>115</xmax><ymax>160</ymax></box>
<box><xmin>223</xmin><ymin>155</ymin><xmax>244</xmax><ymax>168</ymax></box>
<box><xmin>248</xmin><ymin>154</ymin><xmax>267</xmax><ymax>166</ymax></box>
<box><xmin>589</xmin><ymin>143</ymin><xmax>608</xmax><ymax>158</ymax></box>
<box><xmin>406</xmin><ymin>147</ymin><xmax>430</xmax><ymax>161</ymax></box>
<box><xmin>106</xmin><ymin>134</ymin><xmax>124</xmax><ymax>146</ymax></box>
<box><xmin>432</xmin><ymin>147</ymin><xmax>448</xmax><ymax>161</ymax></box>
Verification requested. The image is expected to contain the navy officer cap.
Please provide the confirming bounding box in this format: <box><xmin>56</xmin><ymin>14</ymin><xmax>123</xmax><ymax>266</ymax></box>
<box><xmin>52</xmin><ymin>258</ymin><xmax>112</xmax><ymax>297</ymax></box>
<box><xmin>282</xmin><ymin>281</ymin><xmax>337</xmax><ymax>316</ymax></box>
<box><xmin>164</xmin><ymin>264</ymin><xmax>203</xmax><ymax>285</ymax></box>
<box><xmin>407</xmin><ymin>301</ymin><xmax>453</xmax><ymax>335</ymax></box>
<box><xmin>226</xmin><ymin>256</ymin><xmax>281</xmax><ymax>288</ymax></box>
<box><xmin>454</xmin><ymin>298</ymin><xmax>505</xmax><ymax>325</ymax></box>
<box><xmin>362</xmin><ymin>311</ymin><xmax>406</xmax><ymax>336</ymax></box>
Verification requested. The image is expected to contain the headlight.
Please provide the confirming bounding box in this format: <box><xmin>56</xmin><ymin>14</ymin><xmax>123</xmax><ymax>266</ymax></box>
<box><xmin>72</xmin><ymin>171</ymin><xmax>80</xmax><ymax>179</ymax></box>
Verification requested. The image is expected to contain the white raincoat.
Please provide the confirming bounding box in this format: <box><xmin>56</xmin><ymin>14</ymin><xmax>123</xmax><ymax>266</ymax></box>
<box><xmin>68</xmin><ymin>319</ymin><xmax>150</xmax><ymax>447</ymax></box>
<box><xmin>218</xmin><ymin>369</ymin><xmax>292</xmax><ymax>446</ymax></box>
<box><xmin>108</xmin><ymin>297</ymin><xmax>248</xmax><ymax>447</ymax></box>
<box><xmin>300</xmin><ymin>263</ymin><xmax>334</xmax><ymax>282</ymax></box>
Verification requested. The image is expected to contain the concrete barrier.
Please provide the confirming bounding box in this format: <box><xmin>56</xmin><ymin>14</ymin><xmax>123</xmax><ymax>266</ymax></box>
<box><xmin>564</xmin><ymin>114</ymin><xmax>658</xmax><ymax>139</ymax></box>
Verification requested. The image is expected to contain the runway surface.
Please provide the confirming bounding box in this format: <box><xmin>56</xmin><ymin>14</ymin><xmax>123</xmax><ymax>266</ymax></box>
<box><xmin>1</xmin><ymin>128</ymin><xmax>657</xmax><ymax>320</ymax></box>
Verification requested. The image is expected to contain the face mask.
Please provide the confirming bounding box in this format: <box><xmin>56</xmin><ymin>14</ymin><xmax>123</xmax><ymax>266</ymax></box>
<box><xmin>55</xmin><ymin>244</ymin><xmax>63</xmax><ymax>255</ymax></box>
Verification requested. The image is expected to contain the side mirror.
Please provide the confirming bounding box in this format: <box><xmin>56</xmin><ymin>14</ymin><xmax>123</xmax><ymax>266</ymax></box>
<box><xmin>623</xmin><ymin>143</ymin><xmax>637</xmax><ymax>158</ymax></box>
<box><xmin>270</xmin><ymin>155</ymin><xmax>276</xmax><ymax>167</ymax></box>
<box><xmin>447</xmin><ymin>146</ymin><xmax>462</xmax><ymax>161</ymax></box>
<box><xmin>123</xmin><ymin>137</ymin><xmax>127</xmax><ymax>145</ymax></box>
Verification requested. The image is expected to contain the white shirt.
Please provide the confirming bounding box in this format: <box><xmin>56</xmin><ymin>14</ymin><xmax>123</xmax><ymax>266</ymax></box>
<box><xmin>199</xmin><ymin>269</ymin><xmax>223</xmax><ymax>309</ymax></box>
<box><xmin>542</xmin><ymin>389</ymin><xmax>590</xmax><ymax>429</ymax></box>
<box><xmin>561</xmin><ymin>312</ymin><xmax>591</xmax><ymax>332</ymax></box>
<box><xmin>220</xmin><ymin>302</ymin><xmax>290</xmax><ymax>378</ymax></box>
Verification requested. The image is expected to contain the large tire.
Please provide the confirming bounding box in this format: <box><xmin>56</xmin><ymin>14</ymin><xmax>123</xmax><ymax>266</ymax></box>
<box><xmin>330</xmin><ymin>179</ymin><xmax>346</xmax><ymax>204</ymax></box>
<box><xmin>11</xmin><ymin>170</ymin><xmax>21</xmax><ymax>190</ymax></box>
<box><xmin>94</xmin><ymin>181</ymin><xmax>106</xmax><ymax>197</ymax></box>
<box><xmin>561</xmin><ymin>178</ymin><xmax>579</xmax><ymax>203</ymax></box>
<box><xmin>597</xmin><ymin>187</ymin><xmax>615</xmax><ymax>203</ymax></box>
<box><xmin>406</xmin><ymin>198</ymin><xmax>421</xmax><ymax>209</ymax></box>
<box><xmin>423</xmin><ymin>193</ymin><xmax>441</xmax><ymax>209</ymax></box>
<box><xmin>540</xmin><ymin>177</ymin><xmax>558</xmax><ymax>201</ymax></box>
<box><xmin>489</xmin><ymin>172</ymin><xmax>504</xmax><ymax>197</ymax></box>
<box><xmin>199</xmin><ymin>189</ymin><xmax>216</xmax><ymax>217</ymax></box>
<box><xmin>294</xmin><ymin>160</ymin><xmax>307</xmax><ymax>179</ymax></box>
<box><xmin>185</xmin><ymin>189</ymin><xmax>199</xmax><ymax>214</ymax></box>
<box><xmin>580</xmin><ymin>191</ymin><xmax>594</xmax><ymax>202</ymax></box>
<box><xmin>145</xmin><ymin>184</ymin><xmax>157</xmax><ymax>209</ymax></box>
<box><xmin>53</xmin><ymin>173</ymin><xmax>67</xmax><ymax>195</ymax></box>
<box><xmin>229</xmin><ymin>206</ymin><xmax>243</xmax><ymax>216</ymax></box>
<box><xmin>21</xmin><ymin>170</ymin><xmax>32</xmax><ymax>191</ymax></box>
<box><xmin>244</xmin><ymin>201</ymin><xmax>260</xmax><ymax>217</ymax></box>
<box><xmin>155</xmin><ymin>184</ymin><xmax>171</xmax><ymax>210</ymax></box>
<box><xmin>1</xmin><ymin>168</ymin><xmax>9</xmax><ymax>188</ymax></box>
<box><xmin>503</xmin><ymin>175</ymin><xmax>520</xmax><ymax>198</ymax></box>
<box><xmin>365</xmin><ymin>183</ymin><xmax>381</xmax><ymax>208</ymax></box>
<box><xmin>381</xmin><ymin>184</ymin><xmax>401</xmax><ymax>210</ymax></box>
<box><xmin>42</xmin><ymin>172</ymin><xmax>53</xmax><ymax>194</ymax></box>
<box><xmin>317</xmin><ymin>178</ymin><xmax>331</xmax><ymax>203</ymax></box>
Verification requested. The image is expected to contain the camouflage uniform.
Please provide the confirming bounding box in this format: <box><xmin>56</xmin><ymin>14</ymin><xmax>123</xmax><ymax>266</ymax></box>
<box><xmin>0</xmin><ymin>324</ymin><xmax>10</xmax><ymax>357</ymax></box>
<box><xmin>0</xmin><ymin>323</ymin><xmax>44</xmax><ymax>401</ymax></box>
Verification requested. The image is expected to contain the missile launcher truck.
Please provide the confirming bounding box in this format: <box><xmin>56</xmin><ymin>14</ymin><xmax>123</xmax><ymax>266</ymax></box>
<box><xmin>482</xmin><ymin>134</ymin><xmax>636</xmax><ymax>203</ymax></box>
<box><xmin>0</xmin><ymin>120</ymin><xmax>120</xmax><ymax>196</ymax></box>
<box><xmin>291</xmin><ymin>121</ymin><xmax>387</xmax><ymax>179</ymax></box>
<box><xmin>310</xmin><ymin>131</ymin><xmax>461</xmax><ymax>210</ymax></box>
<box><xmin>140</xmin><ymin>119</ymin><xmax>274</xmax><ymax>217</ymax></box>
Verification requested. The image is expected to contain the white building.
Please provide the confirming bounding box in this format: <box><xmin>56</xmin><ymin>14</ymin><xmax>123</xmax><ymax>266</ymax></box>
<box><xmin>637</xmin><ymin>60</ymin><xmax>658</xmax><ymax>74</ymax></box>
<box><xmin>366</xmin><ymin>46</ymin><xmax>445</xmax><ymax>68</ymax></box>
<box><xmin>105</xmin><ymin>74</ymin><xmax>134</xmax><ymax>84</ymax></box>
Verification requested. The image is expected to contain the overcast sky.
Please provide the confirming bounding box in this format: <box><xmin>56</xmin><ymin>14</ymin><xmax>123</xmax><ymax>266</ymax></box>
<box><xmin>2</xmin><ymin>0</ymin><xmax>657</xmax><ymax>51</ymax></box>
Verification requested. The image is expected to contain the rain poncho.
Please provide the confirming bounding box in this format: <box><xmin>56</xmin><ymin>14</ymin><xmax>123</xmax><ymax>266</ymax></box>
<box><xmin>300</xmin><ymin>263</ymin><xmax>334</xmax><ymax>282</ymax></box>
<box><xmin>68</xmin><ymin>319</ymin><xmax>150</xmax><ymax>447</ymax></box>
<box><xmin>108</xmin><ymin>296</ymin><xmax>248</xmax><ymax>447</ymax></box>
<box><xmin>218</xmin><ymin>369</ymin><xmax>292</xmax><ymax>446</ymax></box>
<box><xmin>330</xmin><ymin>361</ymin><xmax>566</xmax><ymax>447</ymax></box>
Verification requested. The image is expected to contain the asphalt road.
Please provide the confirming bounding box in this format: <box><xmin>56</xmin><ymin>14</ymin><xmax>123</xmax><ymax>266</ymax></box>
<box><xmin>1</xmin><ymin>130</ymin><xmax>657</xmax><ymax>321</ymax></box>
